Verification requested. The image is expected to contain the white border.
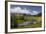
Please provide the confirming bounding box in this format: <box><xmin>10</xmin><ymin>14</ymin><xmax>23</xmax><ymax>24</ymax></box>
<box><xmin>8</xmin><ymin>2</ymin><xmax>44</xmax><ymax>32</ymax></box>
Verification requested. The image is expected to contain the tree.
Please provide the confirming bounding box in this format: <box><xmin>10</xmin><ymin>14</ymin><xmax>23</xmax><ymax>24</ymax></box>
<box><xmin>11</xmin><ymin>13</ymin><xmax>18</xmax><ymax>29</ymax></box>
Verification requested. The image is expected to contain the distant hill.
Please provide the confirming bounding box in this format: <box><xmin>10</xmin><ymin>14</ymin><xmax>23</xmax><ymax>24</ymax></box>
<box><xmin>11</xmin><ymin>12</ymin><xmax>42</xmax><ymax>17</ymax></box>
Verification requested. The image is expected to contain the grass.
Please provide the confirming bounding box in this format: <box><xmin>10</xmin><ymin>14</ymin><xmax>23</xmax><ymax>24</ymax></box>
<box><xmin>11</xmin><ymin>13</ymin><xmax>42</xmax><ymax>29</ymax></box>
<box><xmin>16</xmin><ymin>20</ymin><xmax>24</xmax><ymax>23</ymax></box>
<box><xmin>15</xmin><ymin>23</ymin><xmax>42</xmax><ymax>29</ymax></box>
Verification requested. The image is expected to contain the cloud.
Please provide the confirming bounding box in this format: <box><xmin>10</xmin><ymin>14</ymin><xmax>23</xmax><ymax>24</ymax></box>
<box><xmin>31</xmin><ymin>11</ymin><xmax>39</xmax><ymax>15</ymax></box>
<box><xmin>10</xmin><ymin>7</ymin><xmax>31</xmax><ymax>14</ymax></box>
<box><xmin>10</xmin><ymin>7</ymin><xmax>39</xmax><ymax>15</ymax></box>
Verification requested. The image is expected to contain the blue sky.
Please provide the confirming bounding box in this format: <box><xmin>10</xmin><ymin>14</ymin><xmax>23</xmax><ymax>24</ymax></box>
<box><xmin>10</xmin><ymin>5</ymin><xmax>42</xmax><ymax>15</ymax></box>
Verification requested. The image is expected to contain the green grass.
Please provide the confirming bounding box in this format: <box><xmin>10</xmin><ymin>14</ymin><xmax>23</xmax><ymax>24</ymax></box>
<box><xmin>16</xmin><ymin>20</ymin><xmax>24</xmax><ymax>23</ymax></box>
<box><xmin>11</xmin><ymin>13</ymin><xmax>42</xmax><ymax>29</ymax></box>
<box><xmin>15</xmin><ymin>23</ymin><xmax>42</xmax><ymax>29</ymax></box>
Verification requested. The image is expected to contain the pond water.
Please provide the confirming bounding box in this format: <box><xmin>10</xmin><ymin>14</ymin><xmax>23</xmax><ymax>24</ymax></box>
<box><xmin>18</xmin><ymin>21</ymin><xmax>37</xmax><ymax>26</ymax></box>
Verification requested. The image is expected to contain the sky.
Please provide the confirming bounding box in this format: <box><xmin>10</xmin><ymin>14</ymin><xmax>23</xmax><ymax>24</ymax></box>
<box><xmin>10</xmin><ymin>5</ymin><xmax>42</xmax><ymax>15</ymax></box>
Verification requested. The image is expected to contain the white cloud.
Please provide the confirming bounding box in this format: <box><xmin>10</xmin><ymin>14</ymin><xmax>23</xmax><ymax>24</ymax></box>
<box><xmin>31</xmin><ymin>11</ymin><xmax>39</xmax><ymax>15</ymax></box>
<box><xmin>10</xmin><ymin>7</ymin><xmax>39</xmax><ymax>15</ymax></box>
<box><xmin>10</xmin><ymin>7</ymin><xmax>31</xmax><ymax>14</ymax></box>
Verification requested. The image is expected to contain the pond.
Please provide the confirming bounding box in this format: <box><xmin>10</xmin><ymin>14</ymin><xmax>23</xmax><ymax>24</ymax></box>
<box><xmin>18</xmin><ymin>21</ymin><xmax>37</xmax><ymax>26</ymax></box>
